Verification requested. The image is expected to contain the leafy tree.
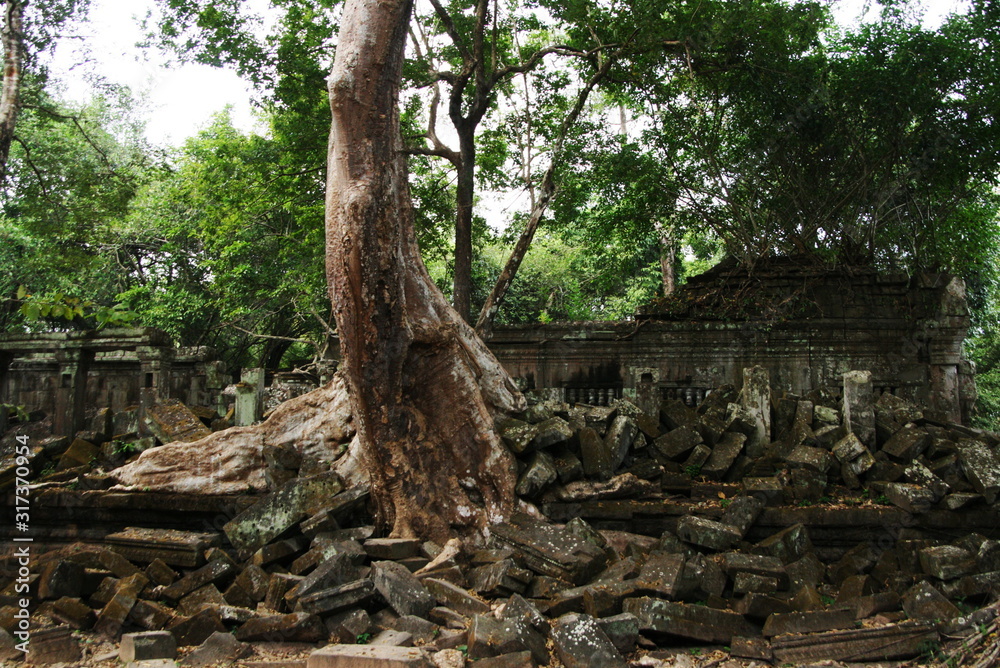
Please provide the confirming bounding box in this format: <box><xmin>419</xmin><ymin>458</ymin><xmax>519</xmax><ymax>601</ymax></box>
<box><xmin>116</xmin><ymin>110</ymin><xmax>332</xmax><ymax>369</ymax></box>
<box><xmin>1</xmin><ymin>0</ymin><xmax>93</xmax><ymax>181</ymax></box>
<box><xmin>0</xmin><ymin>88</ymin><xmax>157</xmax><ymax>330</ymax></box>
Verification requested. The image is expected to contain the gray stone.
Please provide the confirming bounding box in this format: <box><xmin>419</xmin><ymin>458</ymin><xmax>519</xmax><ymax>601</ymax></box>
<box><xmin>905</xmin><ymin>461</ymin><xmax>951</xmax><ymax>501</ymax></box>
<box><xmin>603</xmin><ymin>415</ymin><xmax>638</xmax><ymax>470</ymax></box>
<box><xmin>882</xmin><ymin>424</ymin><xmax>931</xmax><ymax>461</ymax></box>
<box><xmin>595</xmin><ymin>613</ymin><xmax>639</xmax><ymax>655</ymax></box>
<box><xmin>720</xmin><ymin>553</ymin><xmax>788</xmax><ymax>588</ymax></box>
<box><xmin>235</xmin><ymin>612</ymin><xmax>326</xmax><ymax>643</ymax></box>
<box><xmin>298</xmin><ymin>579</ymin><xmax>378</xmax><ymax>616</ymax></box>
<box><xmin>660</xmin><ymin>399</ymin><xmax>698</xmax><ymax>431</ymax></box>
<box><xmin>118</xmin><ymin>631</ymin><xmax>177</xmax><ymax>663</ymax></box>
<box><xmin>884</xmin><ymin>482</ymin><xmax>937</xmax><ymax>514</ymax></box>
<box><xmin>160</xmin><ymin>558</ymin><xmax>238</xmax><ymax>602</ymax></box>
<box><xmin>720</xmin><ymin>495</ymin><xmax>764</xmax><ymax>536</ymax></box>
<box><xmin>491</xmin><ymin>516</ymin><xmax>608</xmax><ymax>585</ymax></box>
<box><xmin>499</xmin><ymin>418</ymin><xmax>539</xmax><ymax>454</ymax></box>
<box><xmin>901</xmin><ymin>581</ymin><xmax>961</xmax><ymax>621</ymax></box>
<box><xmin>842</xmin><ymin>370</ymin><xmax>875</xmax><ymax>447</ymax></box>
<box><xmin>578</xmin><ymin>427</ymin><xmax>614</xmax><ymax>480</ymax></box>
<box><xmin>956</xmin><ymin>439</ymin><xmax>1000</xmax><ymax>503</ymax></box>
<box><xmin>515</xmin><ymin>451</ymin><xmax>558</xmax><ymax>498</ymax></box>
<box><xmin>753</xmin><ymin>524</ymin><xmax>812</xmax><ymax>564</ymax></box>
<box><xmin>831</xmin><ymin>433</ymin><xmax>875</xmax><ymax>475</ymax></box>
<box><xmin>676</xmin><ymin>516</ymin><xmax>742</xmax><ymax>551</ymax></box>
<box><xmin>183</xmin><ymin>631</ymin><xmax>252</xmax><ymax>667</ymax></box>
<box><xmin>532</xmin><ymin>416</ymin><xmax>574</xmax><ymax>450</ymax></box>
<box><xmin>682</xmin><ymin>443</ymin><xmax>712</xmax><ymax>473</ymax></box>
<box><xmin>373</xmin><ymin>560</ymin><xmax>435</xmax><ymax>619</ymax></box>
<box><xmin>37</xmin><ymin>560</ymin><xmax>85</xmax><ymax>600</ymax></box>
<box><xmin>224</xmin><ymin>472</ymin><xmax>344</xmax><ymax>555</ymax></box>
<box><xmin>652</xmin><ymin>425</ymin><xmax>703</xmax><ymax>460</ymax></box>
<box><xmin>326</xmin><ymin>608</ymin><xmax>374</xmax><ymax>644</ymax></box>
<box><xmin>391</xmin><ymin>616</ymin><xmax>439</xmax><ymax>645</ymax></box>
<box><xmin>624</xmin><ymin>597</ymin><xmax>759</xmax><ymax>644</ymax></box>
<box><xmin>306</xmin><ymin>645</ymin><xmax>432</xmax><ymax>667</ymax></box>
<box><xmin>919</xmin><ymin>545</ymin><xmax>976</xmax><ymax>581</ymax></box>
<box><xmin>423</xmin><ymin>578</ymin><xmax>491</xmax><ymax>617</ymax></box>
<box><xmin>286</xmin><ymin>552</ymin><xmax>363</xmax><ymax>603</ymax></box>
<box><xmin>468</xmin><ymin>614</ymin><xmax>547</xmax><ymax>665</ymax></box>
<box><xmin>550</xmin><ymin>613</ymin><xmax>627</xmax><ymax>668</ymax></box>
<box><xmin>787</xmin><ymin>446</ymin><xmax>834</xmax><ymax>473</ymax></box>
<box><xmin>634</xmin><ymin>551</ymin><xmax>685</xmax><ymax>598</ymax></box>
<box><xmin>701</xmin><ymin>432</ymin><xmax>746</xmax><ymax>480</ymax></box>
<box><xmin>762</xmin><ymin>608</ymin><xmax>855</xmax><ymax>637</ymax></box>
<box><xmin>468</xmin><ymin>559</ymin><xmax>532</xmax><ymax>598</ymax></box>
<box><xmin>25</xmin><ymin>626</ymin><xmax>82</xmax><ymax>665</ymax></box>
<box><xmin>371</xmin><ymin>630</ymin><xmax>414</xmax><ymax>647</ymax></box>
<box><xmin>365</xmin><ymin>538</ymin><xmax>422</xmax><ymax>560</ymax></box>
<box><xmin>740</xmin><ymin>366</ymin><xmax>772</xmax><ymax>457</ymax></box>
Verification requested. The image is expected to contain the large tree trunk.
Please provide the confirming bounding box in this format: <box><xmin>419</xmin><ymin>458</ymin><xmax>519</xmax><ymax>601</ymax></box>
<box><xmin>0</xmin><ymin>0</ymin><xmax>24</xmax><ymax>184</ymax></box>
<box><xmin>325</xmin><ymin>0</ymin><xmax>524</xmax><ymax>543</ymax></box>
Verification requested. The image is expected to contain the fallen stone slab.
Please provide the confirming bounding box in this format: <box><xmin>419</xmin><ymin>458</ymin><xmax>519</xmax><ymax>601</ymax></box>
<box><xmin>25</xmin><ymin>626</ymin><xmax>82</xmax><ymax>665</ymax></box>
<box><xmin>306</xmin><ymin>644</ymin><xmax>433</xmax><ymax>667</ymax></box>
<box><xmin>550</xmin><ymin>612</ymin><xmax>627</xmax><ymax>668</ymax></box>
<box><xmin>467</xmin><ymin>614</ymin><xmax>547</xmax><ymax>664</ymax></box>
<box><xmin>596</xmin><ymin>612</ymin><xmax>639</xmax><ymax>655</ymax></box>
<box><xmin>373</xmin><ymin>560</ymin><xmax>435</xmax><ymax>618</ymax></box>
<box><xmin>45</xmin><ymin>596</ymin><xmax>96</xmax><ymax>630</ymax></box>
<box><xmin>623</xmin><ymin>597</ymin><xmax>759</xmax><ymax>644</ymax></box>
<box><xmin>120</xmin><ymin>631</ymin><xmax>177</xmax><ymax>663</ymax></box>
<box><xmin>159</xmin><ymin>558</ymin><xmax>238</xmax><ymax>602</ymax></box>
<box><xmin>364</xmin><ymin>538</ymin><xmax>422</xmax><ymax>561</ymax></box>
<box><xmin>166</xmin><ymin>607</ymin><xmax>227</xmax><ymax>647</ymax></box>
<box><xmin>145</xmin><ymin>399</ymin><xmax>213</xmax><ymax>444</ymax></box>
<box><xmin>224</xmin><ymin>472</ymin><xmax>344</xmax><ymax>555</ymax></box>
<box><xmin>105</xmin><ymin>527</ymin><xmax>219</xmax><ymax>568</ymax></box>
<box><xmin>762</xmin><ymin>608</ymin><xmax>856</xmax><ymax>637</ymax></box>
<box><xmin>297</xmin><ymin>579</ymin><xmax>378</xmax><ymax>616</ymax></box>
<box><xmin>423</xmin><ymin>578</ymin><xmax>491</xmax><ymax>617</ymax></box>
<box><xmin>182</xmin><ymin>631</ymin><xmax>253</xmax><ymax>667</ymax></box>
<box><xmin>956</xmin><ymin>439</ymin><xmax>1000</xmax><ymax>503</ymax></box>
<box><xmin>95</xmin><ymin>572</ymin><xmax>150</xmax><ymax>639</ymax></box>
<box><xmin>468</xmin><ymin>559</ymin><xmax>533</xmax><ymax>598</ymax></box>
<box><xmin>491</xmin><ymin>515</ymin><xmax>608</xmax><ymax>585</ymax></box>
<box><xmin>235</xmin><ymin>612</ymin><xmax>326</xmax><ymax>643</ymax></box>
<box><xmin>700</xmin><ymin>432</ymin><xmax>746</xmax><ymax>480</ymax></box>
<box><xmin>902</xmin><ymin>580</ymin><xmax>961</xmax><ymax>621</ymax></box>
<box><xmin>37</xmin><ymin>559</ymin><xmax>84</xmax><ymax>600</ymax></box>
<box><xmin>676</xmin><ymin>516</ymin><xmax>742</xmax><ymax>551</ymax></box>
<box><xmin>769</xmin><ymin>621</ymin><xmax>937</xmax><ymax>663</ymax></box>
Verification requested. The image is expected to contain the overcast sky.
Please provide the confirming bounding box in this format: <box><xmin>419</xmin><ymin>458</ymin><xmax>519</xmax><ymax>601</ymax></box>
<box><xmin>49</xmin><ymin>0</ymin><xmax>971</xmax><ymax>148</ymax></box>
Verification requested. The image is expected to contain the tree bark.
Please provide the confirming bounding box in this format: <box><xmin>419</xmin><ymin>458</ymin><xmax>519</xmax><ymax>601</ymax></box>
<box><xmin>325</xmin><ymin>0</ymin><xmax>524</xmax><ymax>543</ymax></box>
<box><xmin>658</xmin><ymin>225</ymin><xmax>677</xmax><ymax>296</ymax></box>
<box><xmin>0</xmin><ymin>0</ymin><xmax>24</xmax><ymax>185</ymax></box>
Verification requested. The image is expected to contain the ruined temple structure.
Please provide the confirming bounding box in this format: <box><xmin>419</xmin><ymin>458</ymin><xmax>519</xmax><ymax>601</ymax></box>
<box><xmin>0</xmin><ymin>260</ymin><xmax>978</xmax><ymax>432</ymax></box>
<box><xmin>486</xmin><ymin>258</ymin><xmax>976</xmax><ymax>425</ymax></box>
<box><xmin>0</xmin><ymin>329</ymin><xmax>226</xmax><ymax>437</ymax></box>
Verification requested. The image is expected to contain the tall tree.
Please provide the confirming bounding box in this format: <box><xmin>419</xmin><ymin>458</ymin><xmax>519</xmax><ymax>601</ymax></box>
<box><xmin>0</xmin><ymin>0</ymin><xmax>24</xmax><ymax>182</ymax></box>
<box><xmin>326</xmin><ymin>0</ymin><xmax>523</xmax><ymax>541</ymax></box>
<box><xmin>0</xmin><ymin>0</ymin><xmax>91</xmax><ymax>182</ymax></box>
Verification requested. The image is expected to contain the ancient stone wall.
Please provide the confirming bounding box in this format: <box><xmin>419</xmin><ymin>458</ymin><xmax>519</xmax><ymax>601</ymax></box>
<box><xmin>0</xmin><ymin>267</ymin><xmax>977</xmax><ymax>429</ymax></box>
<box><xmin>485</xmin><ymin>266</ymin><xmax>975</xmax><ymax>424</ymax></box>
<box><xmin>0</xmin><ymin>329</ymin><xmax>225</xmax><ymax>435</ymax></box>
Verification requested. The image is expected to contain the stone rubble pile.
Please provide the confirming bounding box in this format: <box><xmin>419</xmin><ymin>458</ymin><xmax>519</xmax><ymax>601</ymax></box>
<box><xmin>3</xmin><ymin>367</ymin><xmax>1000</xmax><ymax>666</ymax></box>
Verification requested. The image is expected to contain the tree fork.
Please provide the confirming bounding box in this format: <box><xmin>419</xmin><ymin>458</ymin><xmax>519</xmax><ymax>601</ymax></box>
<box><xmin>325</xmin><ymin>0</ymin><xmax>523</xmax><ymax>543</ymax></box>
